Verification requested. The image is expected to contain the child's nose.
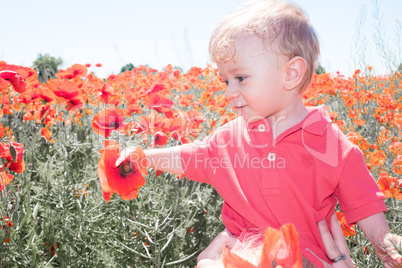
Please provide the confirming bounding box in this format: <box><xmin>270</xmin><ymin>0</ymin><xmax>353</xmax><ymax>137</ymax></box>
<box><xmin>224</xmin><ymin>84</ymin><xmax>239</xmax><ymax>101</ymax></box>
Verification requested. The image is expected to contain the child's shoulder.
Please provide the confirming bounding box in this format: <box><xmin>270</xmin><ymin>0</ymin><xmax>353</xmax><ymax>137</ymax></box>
<box><xmin>304</xmin><ymin>105</ymin><xmax>361</xmax><ymax>156</ymax></box>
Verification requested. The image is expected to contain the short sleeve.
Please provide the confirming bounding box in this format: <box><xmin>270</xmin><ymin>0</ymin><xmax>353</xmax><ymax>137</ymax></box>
<box><xmin>180</xmin><ymin>134</ymin><xmax>213</xmax><ymax>184</ymax></box>
<box><xmin>335</xmin><ymin>147</ymin><xmax>386</xmax><ymax>225</ymax></box>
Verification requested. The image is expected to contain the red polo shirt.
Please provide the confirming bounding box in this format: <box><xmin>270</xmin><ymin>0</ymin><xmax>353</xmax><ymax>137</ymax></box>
<box><xmin>181</xmin><ymin>105</ymin><xmax>386</xmax><ymax>267</ymax></box>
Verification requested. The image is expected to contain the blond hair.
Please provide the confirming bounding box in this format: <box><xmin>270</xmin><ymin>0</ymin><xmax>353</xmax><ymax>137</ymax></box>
<box><xmin>209</xmin><ymin>0</ymin><xmax>320</xmax><ymax>92</ymax></box>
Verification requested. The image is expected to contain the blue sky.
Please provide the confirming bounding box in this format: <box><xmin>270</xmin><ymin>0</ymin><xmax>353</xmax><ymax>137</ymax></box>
<box><xmin>1</xmin><ymin>0</ymin><xmax>401</xmax><ymax>78</ymax></box>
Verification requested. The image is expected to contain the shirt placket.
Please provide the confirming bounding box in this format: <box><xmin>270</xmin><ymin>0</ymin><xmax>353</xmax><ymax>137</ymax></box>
<box><xmin>249</xmin><ymin>122</ymin><xmax>281</xmax><ymax>193</ymax></box>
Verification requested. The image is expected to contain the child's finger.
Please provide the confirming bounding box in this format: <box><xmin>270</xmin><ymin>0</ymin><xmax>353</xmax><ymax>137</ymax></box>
<box><xmin>115</xmin><ymin>147</ymin><xmax>135</xmax><ymax>167</ymax></box>
<box><xmin>115</xmin><ymin>155</ymin><xmax>126</xmax><ymax>167</ymax></box>
<box><xmin>384</xmin><ymin>257</ymin><xmax>402</xmax><ymax>268</ymax></box>
<box><xmin>383</xmin><ymin>234</ymin><xmax>402</xmax><ymax>266</ymax></box>
<box><xmin>383</xmin><ymin>260</ymin><xmax>402</xmax><ymax>268</ymax></box>
<box><xmin>329</xmin><ymin>213</ymin><xmax>355</xmax><ymax>268</ymax></box>
<box><xmin>222</xmin><ymin>229</ymin><xmax>237</xmax><ymax>248</ymax></box>
<box><xmin>197</xmin><ymin>229</ymin><xmax>238</xmax><ymax>263</ymax></box>
<box><xmin>317</xmin><ymin>219</ymin><xmax>343</xmax><ymax>260</ymax></box>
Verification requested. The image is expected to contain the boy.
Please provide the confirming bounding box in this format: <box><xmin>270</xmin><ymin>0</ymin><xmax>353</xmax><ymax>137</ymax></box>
<box><xmin>117</xmin><ymin>1</ymin><xmax>402</xmax><ymax>267</ymax></box>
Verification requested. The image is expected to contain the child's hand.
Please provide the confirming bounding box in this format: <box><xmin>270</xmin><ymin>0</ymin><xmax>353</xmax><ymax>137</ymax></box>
<box><xmin>307</xmin><ymin>213</ymin><xmax>355</xmax><ymax>267</ymax></box>
<box><xmin>377</xmin><ymin>233</ymin><xmax>402</xmax><ymax>268</ymax></box>
<box><xmin>116</xmin><ymin>146</ymin><xmax>183</xmax><ymax>174</ymax></box>
<box><xmin>197</xmin><ymin>228</ymin><xmax>237</xmax><ymax>267</ymax></box>
<box><xmin>115</xmin><ymin>146</ymin><xmax>142</xmax><ymax>167</ymax></box>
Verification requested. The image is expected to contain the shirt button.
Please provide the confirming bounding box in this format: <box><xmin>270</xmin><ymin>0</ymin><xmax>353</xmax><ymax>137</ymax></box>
<box><xmin>267</xmin><ymin>153</ymin><xmax>276</xmax><ymax>161</ymax></box>
<box><xmin>258</xmin><ymin>124</ymin><xmax>266</xmax><ymax>132</ymax></box>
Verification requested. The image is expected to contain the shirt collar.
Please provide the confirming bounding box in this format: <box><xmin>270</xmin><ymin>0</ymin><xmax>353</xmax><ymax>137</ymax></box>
<box><xmin>302</xmin><ymin>105</ymin><xmax>332</xmax><ymax>136</ymax></box>
<box><xmin>244</xmin><ymin>116</ymin><xmax>271</xmax><ymax>133</ymax></box>
<box><xmin>244</xmin><ymin>105</ymin><xmax>332</xmax><ymax>136</ymax></box>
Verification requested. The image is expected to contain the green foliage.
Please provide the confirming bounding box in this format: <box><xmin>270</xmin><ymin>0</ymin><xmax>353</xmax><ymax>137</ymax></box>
<box><xmin>0</xmin><ymin>92</ymin><xmax>224</xmax><ymax>267</ymax></box>
<box><xmin>1</xmin><ymin>62</ymin><xmax>401</xmax><ymax>267</ymax></box>
<box><xmin>322</xmin><ymin>73</ymin><xmax>402</xmax><ymax>268</ymax></box>
<box><xmin>120</xmin><ymin>63</ymin><xmax>134</xmax><ymax>73</ymax></box>
<box><xmin>315</xmin><ymin>63</ymin><xmax>326</xmax><ymax>75</ymax></box>
<box><xmin>32</xmin><ymin>54</ymin><xmax>63</xmax><ymax>83</ymax></box>
<box><xmin>398</xmin><ymin>63</ymin><xmax>402</xmax><ymax>73</ymax></box>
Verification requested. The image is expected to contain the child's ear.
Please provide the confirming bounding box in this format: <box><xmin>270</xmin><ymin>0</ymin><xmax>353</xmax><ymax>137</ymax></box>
<box><xmin>284</xmin><ymin>56</ymin><xmax>307</xmax><ymax>91</ymax></box>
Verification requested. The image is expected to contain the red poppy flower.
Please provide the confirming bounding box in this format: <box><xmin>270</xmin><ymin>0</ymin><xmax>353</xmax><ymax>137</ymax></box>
<box><xmin>0</xmin><ymin>123</ymin><xmax>4</xmax><ymax>139</ymax></box>
<box><xmin>92</xmin><ymin>107</ymin><xmax>126</xmax><ymax>138</ymax></box>
<box><xmin>0</xmin><ymin>77</ymin><xmax>9</xmax><ymax>91</ymax></box>
<box><xmin>167</xmin><ymin>117</ymin><xmax>185</xmax><ymax>132</ymax></box>
<box><xmin>56</xmin><ymin>69</ymin><xmax>74</xmax><ymax>79</ymax></box>
<box><xmin>0</xmin><ymin>63</ymin><xmax>18</xmax><ymax>71</ymax></box>
<box><xmin>275</xmin><ymin>223</ymin><xmax>302</xmax><ymax>267</ymax></box>
<box><xmin>137</xmin><ymin>113</ymin><xmax>166</xmax><ymax>134</ymax></box>
<box><xmin>377</xmin><ymin>174</ymin><xmax>395</xmax><ymax>198</ymax></box>
<box><xmin>388</xmin><ymin>141</ymin><xmax>402</xmax><ymax>155</ymax></box>
<box><xmin>170</xmin><ymin>131</ymin><xmax>181</xmax><ymax>141</ymax></box>
<box><xmin>393</xmin><ymin>155</ymin><xmax>402</xmax><ymax>175</ymax></box>
<box><xmin>56</xmin><ymin>64</ymin><xmax>87</xmax><ymax>79</ymax></box>
<box><xmin>222</xmin><ymin>247</ymin><xmax>257</xmax><ymax>268</ymax></box>
<box><xmin>154</xmin><ymin>131</ymin><xmax>169</xmax><ymax>147</ymax></box>
<box><xmin>138</xmin><ymin>115</ymin><xmax>151</xmax><ymax>133</ymax></box>
<box><xmin>18</xmin><ymin>89</ymin><xmax>37</xmax><ymax>104</ymax></box>
<box><xmin>7</xmin><ymin>157</ymin><xmax>25</xmax><ymax>173</ymax></box>
<box><xmin>66</xmin><ymin>96</ymin><xmax>84</xmax><ymax>111</ymax></box>
<box><xmin>143</xmin><ymin>93</ymin><xmax>174</xmax><ymax>114</ymax></box>
<box><xmin>222</xmin><ymin>224</ymin><xmax>302</xmax><ymax>268</ymax></box>
<box><xmin>377</xmin><ymin>172</ymin><xmax>402</xmax><ymax>200</ymax></box>
<box><xmin>146</xmin><ymin>84</ymin><xmax>166</xmax><ymax>95</ymax></box>
<box><xmin>41</xmin><ymin>127</ymin><xmax>52</xmax><ymax>141</ymax></box>
<box><xmin>0</xmin><ymin>142</ymin><xmax>25</xmax><ymax>174</ymax></box>
<box><xmin>85</xmin><ymin>63</ymin><xmax>91</xmax><ymax>67</ymax></box>
<box><xmin>38</xmin><ymin>87</ymin><xmax>54</xmax><ymax>102</ymax></box>
<box><xmin>4</xmin><ymin>216</ymin><xmax>12</xmax><ymax>228</ymax></box>
<box><xmin>15</xmin><ymin>68</ymin><xmax>29</xmax><ymax>79</ymax></box>
<box><xmin>98</xmin><ymin>84</ymin><xmax>117</xmax><ymax>104</ymax></box>
<box><xmin>0</xmin><ymin>70</ymin><xmax>27</xmax><ymax>93</ymax></box>
<box><xmin>336</xmin><ymin>211</ymin><xmax>356</xmax><ymax>237</ymax></box>
<box><xmin>71</xmin><ymin>64</ymin><xmax>88</xmax><ymax>77</ymax></box>
<box><xmin>259</xmin><ymin>223</ymin><xmax>302</xmax><ymax>267</ymax></box>
<box><xmin>97</xmin><ymin>140</ymin><xmax>147</xmax><ymax>202</ymax></box>
<box><xmin>95</xmin><ymin>63</ymin><xmax>102</xmax><ymax>67</ymax></box>
<box><xmin>47</xmin><ymin>80</ymin><xmax>80</xmax><ymax>100</ymax></box>
<box><xmin>126</xmin><ymin>102</ymin><xmax>143</xmax><ymax>116</ymax></box>
<box><xmin>187</xmin><ymin>110</ymin><xmax>206</xmax><ymax>127</ymax></box>
<box><xmin>116</xmin><ymin>121</ymin><xmax>140</xmax><ymax>136</ymax></box>
<box><xmin>0</xmin><ymin>172</ymin><xmax>14</xmax><ymax>192</ymax></box>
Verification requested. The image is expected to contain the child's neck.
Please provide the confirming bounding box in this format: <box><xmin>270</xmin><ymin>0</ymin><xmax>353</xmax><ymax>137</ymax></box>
<box><xmin>268</xmin><ymin>100</ymin><xmax>309</xmax><ymax>140</ymax></box>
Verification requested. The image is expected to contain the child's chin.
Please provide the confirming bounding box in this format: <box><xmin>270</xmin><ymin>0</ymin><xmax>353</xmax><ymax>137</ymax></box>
<box><xmin>241</xmin><ymin>114</ymin><xmax>268</xmax><ymax>124</ymax></box>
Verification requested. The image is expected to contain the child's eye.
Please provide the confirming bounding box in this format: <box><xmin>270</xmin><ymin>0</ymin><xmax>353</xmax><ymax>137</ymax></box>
<box><xmin>223</xmin><ymin>80</ymin><xmax>228</xmax><ymax>85</ymax></box>
<box><xmin>236</xmin><ymin>76</ymin><xmax>247</xmax><ymax>82</ymax></box>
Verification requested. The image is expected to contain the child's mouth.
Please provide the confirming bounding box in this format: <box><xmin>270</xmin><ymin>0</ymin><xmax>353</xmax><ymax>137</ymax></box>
<box><xmin>233</xmin><ymin>105</ymin><xmax>246</xmax><ymax>111</ymax></box>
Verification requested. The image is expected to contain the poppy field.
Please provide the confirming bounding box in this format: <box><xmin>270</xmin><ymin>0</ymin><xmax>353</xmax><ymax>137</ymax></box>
<box><xmin>0</xmin><ymin>61</ymin><xmax>401</xmax><ymax>267</ymax></box>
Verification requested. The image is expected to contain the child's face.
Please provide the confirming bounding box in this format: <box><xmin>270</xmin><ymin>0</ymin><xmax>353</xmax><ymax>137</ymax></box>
<box><xmin>217</xmin><ymin>35</ymin><xmax>289</xmax><ymax>123</ymax></box>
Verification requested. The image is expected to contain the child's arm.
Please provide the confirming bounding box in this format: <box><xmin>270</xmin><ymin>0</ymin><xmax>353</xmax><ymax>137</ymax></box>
<box><xmin>115</xmin><ymin>146</ymin><xmax>184</xmax><ymax>174</ymax></box>
<box><xmin>357</xmin><ymin>212</ymin><xmax>402</xmax><ymax>267</ymax></box>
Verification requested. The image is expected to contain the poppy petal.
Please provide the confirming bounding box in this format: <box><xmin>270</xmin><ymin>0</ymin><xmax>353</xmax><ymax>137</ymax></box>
<box><xmin>222</xmin><ymin>247</ymin><xmax>258</xmax><ymax>268</ymax></box>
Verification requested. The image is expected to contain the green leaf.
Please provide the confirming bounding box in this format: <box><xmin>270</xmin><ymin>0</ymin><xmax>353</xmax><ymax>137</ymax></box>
<box><xmin>12</xmin><ymin>210</ymin><xmax>19</xmax><ymax>224</ymax></box>
<box><xmin>9</xmin><ymin>142</ymin><xmax>18</xmax><ymax>162</ymax></box>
